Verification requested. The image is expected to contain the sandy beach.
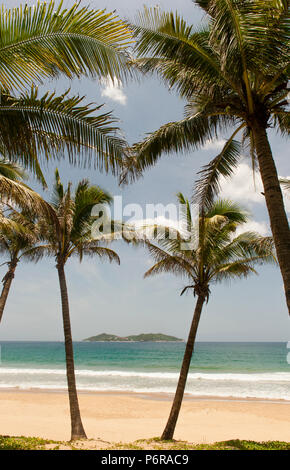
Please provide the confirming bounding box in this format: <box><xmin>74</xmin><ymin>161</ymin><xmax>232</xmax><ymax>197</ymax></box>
<box><xmin>0</xmin><ymin>389</ymin><xmax>289</xmax><ymax>445</ymax></box>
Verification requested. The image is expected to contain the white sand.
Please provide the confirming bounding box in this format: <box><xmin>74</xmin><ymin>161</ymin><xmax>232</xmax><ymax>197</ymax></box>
<box><xmin>0</xmin><ymin>390</ymin><xmax>289</xmax><ymax>444</ymax></box>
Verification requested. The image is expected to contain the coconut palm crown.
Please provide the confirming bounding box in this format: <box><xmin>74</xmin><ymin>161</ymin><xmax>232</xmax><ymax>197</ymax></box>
<box><xmin>145</xmin><ymin>194</ymin><xmax>275</xmax><ymax>440</ymax></box>
<box><xmin>36</xmin><ymin>169</ymin><xmax>121</xmax><ymax>268</ymax></box>
<box><xmin>123</xmin><ymin>1</ymin><xmax>290</xmax><ymax>314</ymax></box>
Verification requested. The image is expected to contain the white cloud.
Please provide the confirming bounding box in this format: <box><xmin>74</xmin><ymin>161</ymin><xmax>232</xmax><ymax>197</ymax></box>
<box><xmin>235</xmin><ymin>220</ymin><xmax>269</xmax><ymax>237</ymax></box>
<box><xmin>219</xmin><ymin>162</ymin><xmax>290</xmax><ymax>213</ymax></box>
<box><xmin>219</xmin><ymin>162</ymin><xmax>264</xmax><ymax>204</ymax></box>
<box><xmin>101</xmin><ymin>77</ymin><xmax>127</xmax><ymax>105</ymax></box>
<box><xmin>203</xmin><ymin>138</ymin><xmax>226</xmax><ymax>151</ymax></box>
<box><xmin>125</xmin><ymin>216</ymin><xmax>181</xmax><ymax>241</ymax></box>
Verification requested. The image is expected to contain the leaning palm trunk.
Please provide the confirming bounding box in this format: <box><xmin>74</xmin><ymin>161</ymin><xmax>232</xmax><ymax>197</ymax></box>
<box><xmin>0</xmin><ymin>259</ymin><xmax>18</xmax><ymax>323</ymax></box>
<box><xmin>57</xmin><ymin>261</ymin><xmax>87</xmax><ymax>440</ymax></box>
<box><xmin>252</xmin><ymin>123</ymin><xmax>290</xmax><ymax>315</ymax></box>
<box><xmin>161</xmin><ymin>294</ymin><xmax>205</xmax><ymax>440</ymax></box>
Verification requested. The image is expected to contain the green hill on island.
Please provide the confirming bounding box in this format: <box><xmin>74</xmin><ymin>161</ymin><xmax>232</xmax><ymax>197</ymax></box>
<box><xmin>83</xmin><ymin>333</ymin><xmax>183</xmax><ymax>342</ymax></box>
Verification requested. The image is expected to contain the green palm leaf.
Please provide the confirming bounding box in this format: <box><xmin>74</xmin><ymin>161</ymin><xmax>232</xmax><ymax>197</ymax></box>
<box><xmin>0</xmin><ymin>175</ymin><xmax>55</xmax><ymax>220</ymax></box>
<box><xmin>0</xmin><ymin>88</ymin><xmax>127</xmax><ymax>179</ymax></box>
<box><xmin>130</xmin><ymin>9</ymin><xmax>224</xmax><ymax>89</ymax></box>
<box><xmin>194</xmin><ymin>137</ymin><xmax>242</xmax><ymax>208</ymax></box>
<box><xmin>0</xmin><ymin>1</ymin><xmax>132</xmax><ymax>93</ymax></box>
<box><xmin>0</xmin><ymin>159</ymin><xmax>27</xmax><ymax>181</ymax></box>
<box><xmin>273</xmin><ymin>111</ymin><xmax>290</xmax><ymax>137</ymax></box>
<box><xmin>121</xmin><ymin>112</ymin><xmax>233</xmax><ymax>184</ymax></box>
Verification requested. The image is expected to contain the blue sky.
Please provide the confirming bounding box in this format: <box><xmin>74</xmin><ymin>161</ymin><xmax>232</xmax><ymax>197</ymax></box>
<box><xmin>0</xmin><ymin>0</ymin><xmax>289</xmax><ymax>342</ymax></box>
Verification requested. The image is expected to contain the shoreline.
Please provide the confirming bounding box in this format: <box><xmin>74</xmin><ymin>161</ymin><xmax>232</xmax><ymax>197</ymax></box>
<box><xmin>0</xmin><ymin>386</ymin><xmax>290</xmax><ymax>405</ymax></box>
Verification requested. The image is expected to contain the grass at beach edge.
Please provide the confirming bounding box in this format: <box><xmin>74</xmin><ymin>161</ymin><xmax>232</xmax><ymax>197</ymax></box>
<box><xmin>0</xmin><ymin>435</ymin><xmax>289</xmax><ymax>450</ymax></box>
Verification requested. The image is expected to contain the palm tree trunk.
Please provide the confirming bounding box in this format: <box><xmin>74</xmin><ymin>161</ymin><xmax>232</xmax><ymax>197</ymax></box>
<box><xmin>57</xmin><ymin>260</ymin><xmax>87</xmax><ymax>441</ymax></box>
<box><xmin>0</xmin><ymin>259</ymin><xmax>18</xmax><ymax>323</ymax></box>
<box><xmin>252</xmin><ymin>123</ymin><xmax>290</xmax><ymax>315</ymax></box>
<box><xmin>161</xmin><ymin>294</ymin><xmax>205</xmax><ymax>440</ymax></box>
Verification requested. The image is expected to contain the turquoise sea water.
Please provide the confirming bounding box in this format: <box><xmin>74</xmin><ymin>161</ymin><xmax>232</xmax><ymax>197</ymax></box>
<box><xmin>0</xmin><ymin>341</ymin><xmax>289</xmax><ymax>400</ymax></box>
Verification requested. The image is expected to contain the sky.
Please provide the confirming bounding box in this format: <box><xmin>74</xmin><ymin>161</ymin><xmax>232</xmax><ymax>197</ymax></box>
<box><xmin>0</xmin><ymin>0</ymin><xmax>289</xmax><ymax>342</ymax></box>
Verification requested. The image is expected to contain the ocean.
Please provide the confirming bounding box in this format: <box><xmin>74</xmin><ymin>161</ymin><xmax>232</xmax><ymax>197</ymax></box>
<box><xmin>0</xmin><ymin>341</ymin><xmax>289</xmax><ymax>400</ymax></box>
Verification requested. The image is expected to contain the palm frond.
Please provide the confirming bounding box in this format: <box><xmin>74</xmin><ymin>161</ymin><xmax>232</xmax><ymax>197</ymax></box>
<box><xmin>0</xmin><ymin>159</ymin><xmax>27</xmax><ymax>181</ymax></box>
<box><xmin>205</xmin><ymin>199</ymin><xmax>248</xmax><ymax>224</ymax></box>
<box><xmin>145</xmin><ymin>241</ymin><xmax>195</xmax><ymax>279</ymax></box>
<box><xmin>0</xmin><ymin>88</ymin><xmax>127</xmax><ymax>178</ymax></box>
<box><xmin>208</xmin><ymin>231</ymin><xmax>275</xmax><ymax>268</ymax></box>
<box><xmin>72</xmin><ymin>182</ymin><xmax>112</xmax><ymax>241</ymax></box>
<box><xmin>75</xmin><ymin>245</ymin><xmax>120</xmax><ymax>265</ymax></box>
<box><xmin>130</xmin><ymin>11</ymin><xmax>227</xmax><ymax>91</ymax></box>
<box><xmin>213</xmin><ymin>261</ymin><xmax>258</xmax><ymax>281</ymax></box>
<box><xmin>244</xmin><ymin>0</ymin><xmax>290</xmax><ymax>77</ymax></box>
<box><xmin>144</xmin><ymin>255</ymin><xmax>193</xmax><ymax>280</ymax></box>
<box><xmin>273</xmin><ymin>111</ymin><xmax>290</xmax><ymax>137</ymax></box>
<box><xmin>51</xmin><ymin>168</ymin><xmax>64</xmax><ymax>207</ymax></box>
<box><xmin>194</xmin><ymin>136</ymin><xmax>242</xmax><ymax>209</ymax></box>
<box><xmin>206</xmin><ymin>0</ymin><xmax>254</xmax><ymax>111</ymax></box>
<box><xmin>0</xmin><ymin>175</ymin><xmax>55</xmax><ymax>221</ymax></box>
<box><xmin>0</xmin><ymin>211</ymin><xmax>28</xmax><ymax>237</ymax></box>
<box><xmin>195</xmin><ymin>1</ymin><xmax>212</xmax><ymax>13</ymax></box>
<box><xmin>122</xmin><ymin>112</ymin><xmax>229</xmax><ymax>184</ymax></box>
<box><xmin>20</xmin><ymin>244</ymin><xmax>55</xmax><ymax>263</ymax></box>
<box><xmin>0</xmin><ymin>1</ymin><xmax>132</xmax><ymax>93</ymax></box>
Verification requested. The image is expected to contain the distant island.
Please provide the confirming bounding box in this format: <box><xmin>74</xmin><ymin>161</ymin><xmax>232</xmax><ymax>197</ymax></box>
<box><xmin>83</xmin><ymin>333</ymin><xmax>183</xmax><ymax>342</ymax></box>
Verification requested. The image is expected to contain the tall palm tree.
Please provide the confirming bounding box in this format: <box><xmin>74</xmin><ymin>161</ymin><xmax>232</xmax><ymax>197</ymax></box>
<box><xmin>32</xmin><ymin>169</ymin><xmax>120</xmax><ymax>441</ymax></box>
<box><xmin>0</xmin><ymin>211</ymin><xmax>40</xmax><ymax>323</ymax></box>
<box><xmin>144</xmin><ymin>194</ymin><xmax>275</xmax><ymax>440</ymax></box>
<box><xmin>123</xmin><ymin>1</ymin><xmax>290</xmax><ymax>314</ymax></box>
<box><xmin>0</xmin><ymin>1</ymin><xmax>132</xmax><ymax>182</ymax></box>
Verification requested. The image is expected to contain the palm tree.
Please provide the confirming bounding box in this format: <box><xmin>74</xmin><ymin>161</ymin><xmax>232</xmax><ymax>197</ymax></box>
<box><xmin>0</xmin><ymin>211</ymin><xmax>40</xmax><ymax>323</ymax></box>
<box><xmin>123</xmin><ymin>2</ymin><xmax>290</xmax><ymax>314</ymax></box>
<box><xmin>144</xmin><ymin>194</ymin><xmax>275</xmax><ymax>440</ymax></box>
<box><xmin>0</xmin><ymin>1</ymin><xmax>132</xmax><ymax>182</ymax></box>
<box><xmin>33</xmin><ymin>169</ymin><xmax>120</xmax><ymax>441</ymax></box>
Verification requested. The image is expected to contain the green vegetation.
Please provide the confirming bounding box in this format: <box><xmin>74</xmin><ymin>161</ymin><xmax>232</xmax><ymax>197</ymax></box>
<box><xmin>0</xmin><ymin>435</ymin><xmax>289</xmax><ymax>451</ymax></box>
<box><xmin>0</xmin><ymin>436</ymin><xmax>57</xmax><ymax>451</ymax></box>
<box><xmin>83</xmin><ymin>333</ymin><xmax>183</xmax><ymax>342</ymax></box>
